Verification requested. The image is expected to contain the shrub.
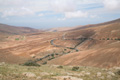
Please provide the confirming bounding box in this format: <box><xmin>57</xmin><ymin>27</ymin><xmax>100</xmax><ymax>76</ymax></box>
<box><xmin>48</xmin><ymin>58</ymin><xmax>52</xmax><ymax>60</ymax></box>
<box><xmin>64</xmin><ymin>49</ymin><xmax>67</xmax><ymax>51</ymax></box>
<box><xmin>51</xmin><ymin>54</ymin><xmax>55</xmax><ymax>57</ymax></box>
<box><xmin>15</xmin><ymin>38</ymin><xmax>19</xmax><ymax>40</ymax></box>
<box><xmin>67</xmin><ymin>51</ymin><xmax>71</xmax><ymax>53</ymax></box>
<box><xmin>72</xmin><ymin>66</ymin><xmax>79</xmax><ymax>71</ymax></box>
<box><xmin>57</xmin><ymin>66</ymin><xmax>63</xmax><ymax>69</ymax></box>
<box><xmin>42</xmin><ymin>62</ymin><xmax>47</xmax><ymax>65</ymax></box>
<box><xmin>76</xmin><ymin>50</ymin><xmax>79</xmax><ymax>52</ymax></box>
<box><xmin>23</xmin><ymin>60</ymin><xmax>40</xmax><ymax>66</ymax></box>
<box><xmin>55</xmin><ymin>53</ymin><xmax>59</xmax><ymax>55</ymax></box>
<box><xmin>116</xmin><ymin>70</ymin><xmax>120</xmax><ymax>75</ymax></box>
<box><xmin>107</xmin><ymin>38</ymin><xmax>109</xmax><ymax>40</ymax></box>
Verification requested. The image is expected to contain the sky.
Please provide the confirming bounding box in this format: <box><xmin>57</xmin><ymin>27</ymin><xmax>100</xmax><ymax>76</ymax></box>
<box><xmin>0</xmin><ymin>0</ymin><xmax>120</xmax><ymax>29</ymax></box>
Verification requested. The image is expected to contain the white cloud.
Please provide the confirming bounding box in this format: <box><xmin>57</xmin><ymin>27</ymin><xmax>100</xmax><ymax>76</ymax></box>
<box><xmin>77</xmin><ymin>0</ymin><xmax>102</xmax><ymax>5</ymax></box>
<box><xmin>0</xmin><ymin>0</ymin><xmax>102</xmax><ymax>18</ymax></box>
<box><xmin>50</xmin><ymin>0</ymin><xmax>89</xmax><ymax>19</ymax></box>
<box><xmin>50</xmin><ymin>0</ymin><xmax>77</xmax><ymax>13</ymax></box>
<box><xmin>0</xmin><ymin>0</ymin><xmax>119</xmax><ymax>19</ymax></box>
<box><xmin>1</xmin><ymin>7</ymin><xmax>34</xmax><ymax>18</ymax></box>
<box><xmin>57</xmin><ymin>18</ymin><xmax>66</xmax><ymax>21</ymax></box>
<box><xmin>0</xmin><ymin>0</ymin><xmax>50</xmax><ymax>17</ymax></box>
<box><xmin>103</xmin><ymin>0</ymin><xmax>120</xmax><ymax>11</ymax></box>
<box><xmin>38</xmin><ymin>13</ymin><xmax>44</xmax><ymax>17</ymax></box>
<box><xmin>65</xmin><ymin>11</ymin><xmax>88</xmax><ymax>19</ymax></box>
<box><xmin>90</xmin><ymin>15</ymin><xmax>99</xmax><ymax>18</ymax></box>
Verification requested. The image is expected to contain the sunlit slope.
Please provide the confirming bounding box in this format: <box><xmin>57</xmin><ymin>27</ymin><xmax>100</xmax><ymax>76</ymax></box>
<box><xmin>48</xmin><ymin>19</ymin><xmax>120</xmax><ymax>68</ymax></box>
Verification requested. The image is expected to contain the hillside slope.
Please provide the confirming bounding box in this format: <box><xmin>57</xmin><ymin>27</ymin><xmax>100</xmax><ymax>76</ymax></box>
<box><xmin>48</xmin><ymin>19</ymin><xmax>120</xmax><ymax>68</ymax></box>
<box><xmin>0</xmin><ymin>19</ymin><xmax>120</xmax><ymax>68</ymax></box>
<box><xmin>0</xmin><ymin>23</ymin><xmax>41</xmax><ymax>35</ymax></box>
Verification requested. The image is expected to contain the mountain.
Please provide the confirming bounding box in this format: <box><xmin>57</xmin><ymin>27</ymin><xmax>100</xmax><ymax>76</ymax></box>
<box><xmin>0</xmin><ymin>23</ymin><xmax>42</xmax><ymax>35</ymax></box>
<box><xmin>48</xmin><ymin>18</ymin><xmax>120</xmax><ymax>68</ymax></box>
<box><xmin>70</xmin><ymin>18</ymin><xmax>120</xmax><ymax>31</ymax></box>
<box><xmin>47</xmin><ymin>26</ymin><xmax>82</xmax><ymax>32</ymax></box>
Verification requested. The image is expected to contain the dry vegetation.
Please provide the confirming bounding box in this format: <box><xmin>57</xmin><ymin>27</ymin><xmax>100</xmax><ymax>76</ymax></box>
<box><xmin>0</xmin><ymin>63</ymin><xmax>120</xmax><ymax>80</ymax></box>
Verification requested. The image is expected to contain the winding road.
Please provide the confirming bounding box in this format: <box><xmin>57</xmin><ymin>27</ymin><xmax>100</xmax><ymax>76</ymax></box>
<box><xmin>33</xmin><ymin>32</ymin><xmax>93</xmax><ymax>64</ymax></box>
<box><xmin>50</xmin><ymin>32</ymin><xmax>87</xmax><ymax>52</ymax></box>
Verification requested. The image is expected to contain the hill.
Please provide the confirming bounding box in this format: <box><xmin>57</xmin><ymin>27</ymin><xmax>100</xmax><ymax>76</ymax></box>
<box><xmin>47</xmin><ymin>26</ymin><xmax>82</xmax><ymax>32</ymax></box>
<box><xmin>48</xmin><ymin>18</ymin><xmax>120</xmax><ymax>68</ymax></box>
<box><xmin>0</xmin><ymin>18</ymin><xmax>120</xmax><ymax>68</ymax></box>
<box><xmin>0</xmin><ymin>63</ymin><xmax>120</xmax><ymax>80</ymax></box>
<box><xmin>0</xmin><ymin>23</ymin><xmax>42</xmax><ymax>35</ymax></box>
<box><xmin>70</xmin><ymin>18</ymin><xmax>120</xmax><ymax>31</ymax></box>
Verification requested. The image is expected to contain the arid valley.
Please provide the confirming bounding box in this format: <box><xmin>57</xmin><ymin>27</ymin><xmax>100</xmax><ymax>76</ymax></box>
<box><xmin>0</xmin><ymin>18</ymin><xmax>120</xmax><ymax>80</ymax></box>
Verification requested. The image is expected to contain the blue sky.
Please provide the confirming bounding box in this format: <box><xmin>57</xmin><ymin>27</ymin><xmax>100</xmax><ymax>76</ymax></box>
<box><xmin>0</xmin><ymin>0</ymin><xmax>120</xmax><ymax>29</ymax></box>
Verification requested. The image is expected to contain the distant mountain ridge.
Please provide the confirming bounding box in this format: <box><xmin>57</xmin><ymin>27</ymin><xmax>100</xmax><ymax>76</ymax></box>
<box><xmin>69</xmin><ymin>18</ymin><xmax>120</xmax><ymax>31</ymax></box>
<box><xmin>0</xmin><ymin>23</ymin><xmax>42</xmax><ymax>35</ymax></box>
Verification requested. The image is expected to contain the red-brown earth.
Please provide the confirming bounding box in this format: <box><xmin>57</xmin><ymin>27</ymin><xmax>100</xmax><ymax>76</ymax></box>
<box><xmin>0</xmin><ymin>19</ymin><xmax>120</xmax><ymax>68</ymax></box>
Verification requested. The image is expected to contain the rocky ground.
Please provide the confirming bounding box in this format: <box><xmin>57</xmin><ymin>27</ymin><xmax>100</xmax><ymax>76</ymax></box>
<box><xmin>0</xmin><ymin>62</ymin><xmax>120</xmax><ymax>80</ymax></box>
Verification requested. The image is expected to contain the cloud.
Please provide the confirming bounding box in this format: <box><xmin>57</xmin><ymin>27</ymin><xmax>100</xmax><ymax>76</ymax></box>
<box><xmin>65</xmin><ymin>11</ymin><xmax>88</xmax><ymax>19</ymax></box>
<box><xmin>1</xmin><ymin>7</ymin><xmax>34</xmax><ymax>18</ymax></box>
<box><xmin>0</xmin><ymin>0</ymin><xmax>50</xmax><ymax>17</ymax></box>
<box><xmin>0</xmin><ymin>0</ymin><xmax>119</xmax><ymax>20</ymax></box>
<box><xmin>103</xmin><ymin>0</ymin><xmax>120</xmax><ymax>11</ymax></box>
<box><xmin>38</xmin><ymin>13</ymin><xmax>44</xmax><ymax>17</ymax></box>
<box><xmin>57</xmin><ymin>10</ymin><xmax>88</xmax><ymax>20</ymax></box>
<box><xmin>57</xmin><ymin>18</ymin><xmax>66</xmax><ymax>21</ymax></box>
<box><xmin>50</xmin><ymin>0</ymin><xmax>89</xmax><ymax>19</ymax></box>
<box><xmin>0</xmin><ymin>0</ymin><xmax>102</xmax><ymax>18</ymax></box>
<box><xmin>90</xmin><ymin>15</ymin><xmax>100</xmax><ymax>18</ymax></box>
<box><xmin>50</xmin><ymin>0</ymin><xmax>77</xmax><ymax>13</ymax></box>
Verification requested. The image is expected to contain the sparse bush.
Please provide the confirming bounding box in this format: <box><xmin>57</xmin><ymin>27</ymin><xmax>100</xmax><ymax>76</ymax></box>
<box><xmin>72</xmin><ymin>66</ymin><xmax>79</xmax><ymax>71</ymax></box>
<box><xmin>55</xmin><ymin>53</ymin><xmax>59</xmax><ymax>55</ymax></box>
<box><xmin>42</xmin><ymin>62</ymin><xmax>47</xmax><ymax>65</ymax></box>
<box><xmin>51</xmin><ymin>57</ymin><xmax>55</xmax><ymax>59</ymax></box>
<box><xmin>64</xmin><ymin>49</ymin><xmax>67</xmax><ymax>51</ymax></box>
<box><xmin>15</xmin><ymin>38</ymin><xmax>19</xmax><ymax>40</ymax></box>
<box><xmin>67</xmin><ymin>51</ymin><xmax>71</xmax><ymax>53</ymax></box>
<box><xmin>76</xmin><ymin>50</ymin><xmax>79</xmax><ymax>52</ymax></box>
<box><xmin>107</xmin><ymin>38</ymin><xmax>109</xmax><ymax>40</ymax></box>
<box><xmin>116</xmin><ymin>70</ymin><xmax>120</xmax><ymax>75</ymax></box>
<box><xmin>39</xmin><ymin>58</ymin><xmax>43</xmax><ymax>61</ymax></box>
<box><xmin>69</xmin><ymin>47</ymin><xmax>74</xmax><ymax>49</ymax></box>
<box><xmin>48</xmin><ymin>58</ymin><xmax>52</xmax><ymax>60</ymax></box>
<box><xmin>23</xmin><ymin>60</ymin><xmax>40</xmax><ymax>66</ymax></box>
<box><xmin>57</xmin><ymin>66</ymin><xmax>63</xmax><ymax>69</ymax></box>
<box><xmin>51</xmin><ymin>54</ymin><xmax>55</xmax><ymax>57</ymax></box>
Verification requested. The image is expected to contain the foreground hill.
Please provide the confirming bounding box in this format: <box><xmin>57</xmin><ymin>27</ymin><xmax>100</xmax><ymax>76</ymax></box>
<box><xmin>0</xmin><ymin>63</ymin><xmax>120</xmax><ymax>80</ymax></box>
